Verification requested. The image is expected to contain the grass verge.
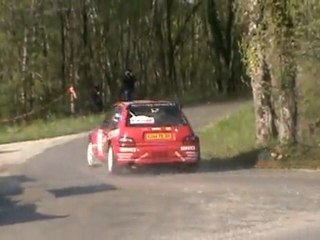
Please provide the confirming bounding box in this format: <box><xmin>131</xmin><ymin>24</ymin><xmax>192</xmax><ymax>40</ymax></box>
<box><xmin>198</xmin><ymin>103</ymin><xmax>320</xmax><ymax>169</ymax></box>
<box><xmin>0</xmin><ymin>114</ymin><xmax>104</xmax><ymax>144</ymax></box>
<box><xmin>198</xmin><ymin>104</ymin><xmax>256</xmax><ymax>160</ymax></box>
<box><xmin>197</xmin><ymin>104</ymin><xmax>260</xmax><ymax>170</ymax></box>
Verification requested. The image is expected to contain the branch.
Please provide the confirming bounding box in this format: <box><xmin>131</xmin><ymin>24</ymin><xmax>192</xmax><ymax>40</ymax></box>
<box><xmin>173</xmin><ymin>1</ymin><xmax>202</xmax><ymax>50</ymax></box>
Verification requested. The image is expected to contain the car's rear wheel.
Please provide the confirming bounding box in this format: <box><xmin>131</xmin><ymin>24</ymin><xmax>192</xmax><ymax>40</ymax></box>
<box><xmin>181</xmin><ymin>162</ymin><xmax>199</xmax><ymax>173</ymax></box>
<box><xmin>87</xmin><ymin>142</ymin><xmax>96</xmax><ymax>167</ymax></box>
<box><xmin>107</xmin><ymin>145</ymin><xmax>119</xmax><ymax>174</ymax></box>
<box><xmin>181</xmin><ymin>153</ymin><xmax>201</xmax><ymax>173</ymax></box>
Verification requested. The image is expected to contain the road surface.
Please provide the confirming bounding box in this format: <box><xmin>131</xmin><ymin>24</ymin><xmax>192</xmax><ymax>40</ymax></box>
<box><xmin>1</xmin><ymin>100</ymin><xmax>320</xmax><ymax>240</ymax></box>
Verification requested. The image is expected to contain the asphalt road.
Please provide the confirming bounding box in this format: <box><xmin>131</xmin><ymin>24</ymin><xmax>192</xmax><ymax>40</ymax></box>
<box><xmin>1</xmin><ymin>100</ymin><xmax>320</xmax><ymax>240</ymax></box>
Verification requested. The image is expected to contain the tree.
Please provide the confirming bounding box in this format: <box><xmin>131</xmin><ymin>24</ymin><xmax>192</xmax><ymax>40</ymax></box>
<box><xmin>266</xmin><ymin>0</ymin><xmax>298</xmax><ymax>144</ymax></box>
<box><xmin>0</xmin><ymin>0</ymin><xmax>248</xmax><ymax>121</ymax></box>
<box><xmin>241</xmin><ymin>0</ymin><xmax>277</xmax><ymax>145</ymax></box>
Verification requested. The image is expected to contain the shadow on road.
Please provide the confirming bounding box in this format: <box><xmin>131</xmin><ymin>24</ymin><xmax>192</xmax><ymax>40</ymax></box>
<box><xmin>48</xmin><ymin>184</ymin><xmax>117</xmax><ymax>198</ymax></box>
<box><xmin>118</xmin><ymin>149</ymin><xmax>260</xmax><ymax>176</ymax></box>
<box><xmin>0</xmin><ymin>175</ymin><xmax>67</xmax><ymax>226</ymax></box>
<box><xmin>198</xmin><ymin>149</ymin><xmax>260</xmax><ymax>173</ymax></box>
<box><xmin>0</xmin><ymin>149</ymin><xmax>20</xmax><ymax>154</ymax></box>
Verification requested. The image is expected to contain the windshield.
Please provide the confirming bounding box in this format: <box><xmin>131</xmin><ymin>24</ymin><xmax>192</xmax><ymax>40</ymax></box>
<box><xmin>126</xmin><ymin>104</ymin><xmax>188</xmax><ymax>127</ymax></box>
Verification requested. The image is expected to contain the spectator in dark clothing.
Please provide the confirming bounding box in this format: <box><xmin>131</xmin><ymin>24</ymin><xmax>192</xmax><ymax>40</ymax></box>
<box><xmin>121</xmin><ymin>69</ymin><xmax>136</xmax><ymax>101</ymax></box>
<box><xmin>91</xmin><ymin>84</ymin><xmax>104</xmax><ymax>113</ymax></box>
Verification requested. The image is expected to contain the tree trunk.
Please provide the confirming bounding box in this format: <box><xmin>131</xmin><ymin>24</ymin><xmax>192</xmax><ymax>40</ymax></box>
<box><xmin>268</xmin><ymin>0</ymin><xmax>298</xmax><ymax>144</ymax></box>
<box><xmin>246</xmin><ymin>0</ymin><xmax>277</xmax><ymax>146</ymax></box>
<box><xmin>59</xmin><ymin>2</ymin><xmax>67</xmax><ymax>92</ymax></box>
<box><xmin>166</xmin><ymin>0</ymin><xmax>177</xmax><ymax>92</ymax></box>
<box><xmin>152</xmin><ymin>0</ymin><xmax>167</xmax><ymax>94</ymax></box>
<box><xmin>250</xmin><ymin>51</ymin><xmax>277</xmax><ymax>145</ymax></box>
<box><xmin>21</xmin><ymin>27</ymin><xmax>29</xmax><ymax>113</ymax></box>
<box><xmin>274</xmin><ymin>87</ymin><xmax>297</xmax><ymax>144</ymax></box>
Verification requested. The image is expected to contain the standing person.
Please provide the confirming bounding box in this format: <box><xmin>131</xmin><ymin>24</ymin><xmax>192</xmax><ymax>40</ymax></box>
<box><xmin>91</xmin><ymin>84</ymin><xmax>104</xmax><ymax>113</ymax></box>
<box><xmin>121</xmin><ymin>68</ymin><xmax>136</xmax><ymax>101</ymax></box>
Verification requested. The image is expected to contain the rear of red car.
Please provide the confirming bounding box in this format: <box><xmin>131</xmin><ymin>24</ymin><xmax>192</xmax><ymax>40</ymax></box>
<box><xmin>113</xmin><ymin>102</ymin><xmax>200</xmax><ymax>167</ymax></box>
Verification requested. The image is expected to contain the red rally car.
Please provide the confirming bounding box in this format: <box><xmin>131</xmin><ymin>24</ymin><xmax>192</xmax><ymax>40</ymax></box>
<box><xmin>86</xmin><ymin>100</ymin><xmax>200</xmax><ymax>173</ymax></box>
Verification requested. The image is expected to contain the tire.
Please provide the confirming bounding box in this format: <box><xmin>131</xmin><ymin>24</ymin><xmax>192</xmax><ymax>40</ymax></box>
<box><xmin>182</xmin><ymin>162</ymin><xmax>200</xmax><ymax>173</ymax></box>
<box><xmin>181</xmin><ymin>153</ymin><xmax>201</xmax><ymax>173</ymax></box>
<box><xmin>106</xmin><ymin>145</ymin><xmax>119</xmax><ymax>174</ymax></box>
<box><xmin>87</xmin><ymin>142</ymin><xmax>96</xmax><ymax>167</ymax></box>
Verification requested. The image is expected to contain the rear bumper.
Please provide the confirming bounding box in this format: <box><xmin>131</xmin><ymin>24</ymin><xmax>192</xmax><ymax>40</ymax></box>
<box><xmin>115</xmin><ymin>145</ymin><xmax>200</xmax><ymax>166</ymax></box>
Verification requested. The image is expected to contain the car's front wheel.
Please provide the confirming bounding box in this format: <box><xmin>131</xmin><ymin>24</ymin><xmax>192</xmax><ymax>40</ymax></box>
<box><xmin>107</xmin><ymin>145</ymin><xmax>119</xmax><ymax>174</ymax></box>
<box><xmin>87</xmin><ymin>142</ymin><xmax>96</xmax><ymax>167</ymax></box>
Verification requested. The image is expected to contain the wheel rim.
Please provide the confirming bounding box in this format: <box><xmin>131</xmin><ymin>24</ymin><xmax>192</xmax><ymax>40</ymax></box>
<box><xmin>107</xmin><ymin>147</ymin><xmax>113</xmax><ymax>172</ymax></box>
<box><xmin>87</xmin><ymin>143</ymin><xmax>94</xmax><ymax>166</ymax></box>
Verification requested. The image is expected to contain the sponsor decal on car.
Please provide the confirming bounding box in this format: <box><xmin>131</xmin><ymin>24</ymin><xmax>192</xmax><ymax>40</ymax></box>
<box><xmin>186</xmin><ymin>151</ymin><xmax>197</xmax><ymax>155</ymax></box>
<box><xmin>119</xmin><ymin>147</ymin><xmax>137</xmax><ymax>153</ymax></box>
<box><xmin>180</xmin><ymin>146</ymin><xmax>196</xmax><ymax>151</ymax></box>
<box><xmin>130</xmin><ymin>115</ymin><xmax>155</xmax><ymax>125</ymax></box>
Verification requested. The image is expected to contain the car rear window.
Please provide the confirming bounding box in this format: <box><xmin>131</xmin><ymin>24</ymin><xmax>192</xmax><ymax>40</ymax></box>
<box><xmin>126</xmin><ymin>103</ymin><xmax>188</xmax><ymax>127</ymax></box>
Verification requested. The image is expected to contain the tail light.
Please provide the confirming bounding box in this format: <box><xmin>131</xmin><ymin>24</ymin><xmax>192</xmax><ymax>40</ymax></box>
<box><xmin>183</xmin><ymin>135</ymin><xmax>199</xmax><ymax>145</ymax></box>
<box><xmin>118</xmin><ymin>136</ymin><xmax>136</xmax><ymax>147</ymax></box>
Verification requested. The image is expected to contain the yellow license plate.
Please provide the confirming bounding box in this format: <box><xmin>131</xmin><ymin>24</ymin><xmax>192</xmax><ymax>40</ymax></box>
<box><xmin>145</xmin><ymin>133</ymin><xmax>172</xmax><ymax>141</ymax></box>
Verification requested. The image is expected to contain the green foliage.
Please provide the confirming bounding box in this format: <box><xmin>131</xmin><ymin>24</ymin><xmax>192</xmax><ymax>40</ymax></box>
<box><xmin>0</xmin><ymin>0</ymin><xmax>246</xmax><ymax>125</ymax></box>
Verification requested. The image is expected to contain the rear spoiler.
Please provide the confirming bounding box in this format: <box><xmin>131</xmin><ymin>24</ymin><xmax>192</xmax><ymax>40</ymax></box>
<box><xmin>128</xmin><ymin>102</ymin><xmax>182</xmax><ymax>109</ymax></box>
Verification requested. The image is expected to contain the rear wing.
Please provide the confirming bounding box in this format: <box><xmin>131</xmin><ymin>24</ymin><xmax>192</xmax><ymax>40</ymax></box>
<box><xmin>128</xmin><ymin>101</ymin><xmax>182</xmax><ymax>109</ymax></box>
